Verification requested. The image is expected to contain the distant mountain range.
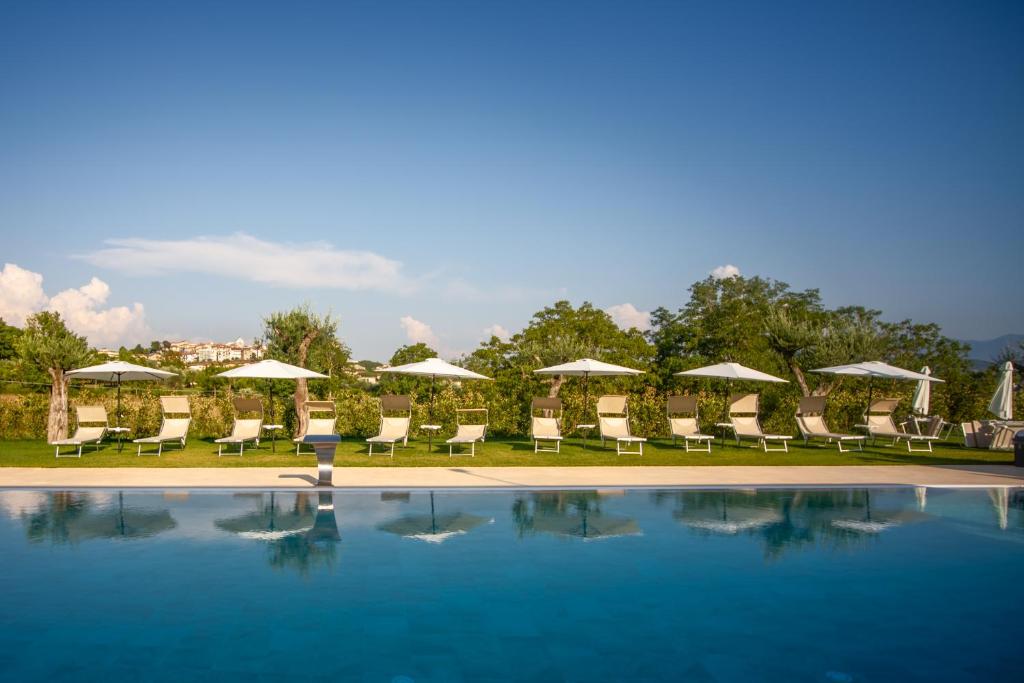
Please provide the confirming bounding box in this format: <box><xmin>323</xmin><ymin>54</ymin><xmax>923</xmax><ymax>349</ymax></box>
<box><xmin>959</xmin><ymin>334</ymin><xmax>1023</xmax><ymax>366</ymax></box>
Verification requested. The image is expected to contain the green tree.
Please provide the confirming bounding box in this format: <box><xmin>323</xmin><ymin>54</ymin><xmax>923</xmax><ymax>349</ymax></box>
<box><xmin>389</xmin><ymin>343</ymin><xmax>437</xmax><ymax>366</ymax></box>
<box><xmin>16</xmin><ymin>312</ymin><xmax>93</xmax><ymax>441</ymax></box>
<box><xmin>264</xmin><ymin>306</ymin><xmax>350</xmax><ymax>436</ymax></box>
<box><xmin>0</xmin><ymin>318</ymin><xmax>20</xmax><ymax>361</ymax></box>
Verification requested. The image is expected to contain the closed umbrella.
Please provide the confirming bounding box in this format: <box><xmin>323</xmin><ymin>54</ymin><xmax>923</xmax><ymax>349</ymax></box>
<box><xmin>675</xmin><ymin>362</ymin><xmax>787</xmax><ymax>424</ymax></box>
<box><xmin>67</xmin><ymin>361</ymin><xmax>177</xmax><ymax>451</ymax></box>
<box><xmin>812</xmin><ymin>361</ymin><xmax>943</xmax><ymax>422</ymax></box>
<box><xmin>988</xmin><ymin>361</ymin><xmax>1014</xmax><ymax>421</ymax></box>
<box><xmin>534</xmin><ymin>359</ymin><xmax>643</xmax><ymax>444</ymax></box>
<box><xmin>216</xmin><ymin>359</ymin><xmax>328</xmax><ymax>451</ymax></box>
<box><xmin>911</xmin><ymin>366</ymin><xmax>932</xmax><ymax>416</ymax></box>
<box><xmin>381</xmin><ymin>358</ymin><xmax>491</xmax><ymax>451</ymax></box>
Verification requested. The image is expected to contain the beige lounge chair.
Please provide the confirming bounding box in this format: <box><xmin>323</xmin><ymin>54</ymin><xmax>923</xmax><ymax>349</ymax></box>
<box><xmin>728</xmin><ymin>393</ymin><xmax>792</xmax><ymax>452</ymax></box>
<box><xmin>367</xmin><ymin>395</ymin><xmax>411</xmax><ymax>457</ymax></box>
<box><xmin>795</xmin><ymin>396</ymin><xmax>864</xmax><ymax>452</ymax></box>
<box><xmin>294</xmin><ymin>400</ymin><xmax>337</xmax><ymax>455</ymax></box>
<box><xmin>530</xmin><ymin>397</ymin><xmax>564</xmax><ymax>453</ymax></box>
<box><xmin>446</xmin><ymin>408</ymin><xmax>488</xmax><ymax>457</ymax></box>
<box><xmin>133</xmin><ymin>396</ymin><xmax>191</xmax><ymax>456</ymax></box>
<box><xmin>962</xmin><ymin>420</ymin><xmax>1016</xmax><ymax>451</ymax></box>
<box><xmin>51</xmin><ymin>405</ymin><xmax>109</xmax><ymax>458</ymax></box>
<box><xmin>859</xmin><ymin>398</ymin><xmax>937</xmax><ymax>452</ymax></box>
<box><xmin>666</xmin><ymin>395</ymin><xmax>712</xmax><ymax>452</ymax></box>
<box><xmin>597</xmin><ymin>395</ymin><xmax>646</xmax><ymax>455</ymax></box>
<box><xmin>215</xmin><ymin>397</ymin><xmax>263</xmax><ymax>456</ymax></box>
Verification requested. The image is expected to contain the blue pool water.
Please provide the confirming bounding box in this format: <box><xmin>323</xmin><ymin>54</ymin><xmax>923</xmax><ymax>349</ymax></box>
<box><xmin>1</xmin><ymin>487</ymin><xmax>1022</xmax><ymax>682</ymax></box>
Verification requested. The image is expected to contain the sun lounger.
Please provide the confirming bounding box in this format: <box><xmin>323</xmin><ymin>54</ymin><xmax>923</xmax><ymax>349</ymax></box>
<box><xmin>598</xmin><ymin>395</ymin><xmax>646</xmax><ymax>455</ymax></box>
<box><xmin>446</xmin><ymin>408</ymin><xmax>488</xmax><ymax>457</ymax></box>
<box><xmin>133</xmin><ymin>396</ymin><xmax>191</xmax><ymax>456</ymax></box>
<box><xmin>666</xmin><ymin>395</ymin><xmax>712</xmax><ymax>452</ymax></box>
<box><xmin>962</xmin><ymin>420</ymin><xmax>1017</xmax><ymax>451</ymax></box>
<box><xmin>859</xmin><ymin>398</ymin><xmax>938</xmax><ymax>452</ymax></box>
<box><xmin>530</xmin><ymin>397</ymin><xmax>563</xmax><ymax>453</ymax></box>
<box><xmin>367</xmin><ymin>395</ymin><xmax>411</xmax><ymax>457</ymax></box>
<box><xmin>294</xmin><ymin>400</ymin><xmax>337</xmax><ymax>455</ymax></box>
<box><xmin>795</xmin><ymin>396</ymin><xmax>864</xmax><ymax>452</ymax></box>
<box><xmin>728</xmin><ymin>393</ymin><xmax>792</xmax><ymax>452</ymax></box>
<box><xmin>215</xmin><ymin>397</ymin><xmax>263</xmax><ymax>456</ymax></box>
<box><xmin>51</xmin><ymin>405</ymin><xmax>109</xmax><ymax>458</ymax></box>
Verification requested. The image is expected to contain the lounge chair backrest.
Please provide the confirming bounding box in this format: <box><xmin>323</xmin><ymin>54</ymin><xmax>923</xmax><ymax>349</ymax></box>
<box><xmin>232</xmin><ymin>397</ymin><xmax>264</xmax><ymax>416</ymax></box>
<box><xmin>532</xmin><ymin>416</ymin><xmax>561</xmax><ymax>438</ymax></box>
<box><xmin>380</xmin><ymin>394</ymin><xmax>412</xmax><ymax>414</ymax></box>
<box><xmin>867</xmin><ymin>413</ymin><xmax>900</xmax><ymax>435</ymax></box>
<box><xmin>531</xmin><ymin>397</ymin><xmax>562</xmax><ymax>417</ymax></box>
<box><xmin>961</xmin><ymin>421</ymin><xmax>978</xmax><ymax>448</ymax></box>
<box><xmin>454</xmin><ymin>424</ymin><xmax>487</xmax><ymax>440</ymax></box>
<box><xmin>922</xmin><ymin>416</ymin><xmax>943</xmax><ymax>437</ymax></box>
<box><xmin>230</xmin><ymin>418</ymin><xmax>262</xmax><ymax>440</ymax></box>
<box><xmin>867</xmin><ymin>398</ymin><xmax>900</xmax><ymax>415</ymax></box>
<box><xmin>379</xmin><ymin>416</ymin><xmax>410</xmax><ymax>440</ymax></box>
<box><xmin>731</xmin><ymin>415</ymin><xmax>764</xmax><ymax>437</ymax></box>
<box><xmin>455</xmin><ymin>408</ymin><xmax>487</xmax><ymax>440</ymax></box>
<box><xmin>797</xmin><ymin>396</ymin><xmax>826</xmax><ymax>416</ymax></box>
<box><xmin>729</xmin><ymin>393</ymin><xmax>759</xmax><ymax>416</ymax></box>
<box><xmin>158</xmin><ymin>418</ymin><xmax>191</xmax><ymax>440</ymax></box>
<box><xmin>160</xmin><ymin>396</ymin><xmax>191</xmax><ymax>415</ymax></box>
<box><xmin>797</xmin><ymin>414</ymin><xmax>829</xmax><ymax>437</ymax></box>
<box><xmin>76</xmin><ymin>405</ymin><xmax>108</xmax><ymax>424</ymax></box>
<box><xmin>666</xmin><ymin>395</ymin><xmax>698</xmax><ymax>416</ymax></box>
<box><xmin>599</xmin><ymin>416</ymin><xmax>631</xmax><ymax>439</ymax></box>
<box><xmin>305</xmin><ymin>418</ymin><xmax>336</xmax><ymax>437</ymax></box>
<box><xmin>669</xmin><ymin>417</ymin><xmax>701</xmax><ymax>437</ymax></box>
<box><xmin>597</xmin><ymin>395</ymin><xmax>628</xmax><ymax>416</ymax></box>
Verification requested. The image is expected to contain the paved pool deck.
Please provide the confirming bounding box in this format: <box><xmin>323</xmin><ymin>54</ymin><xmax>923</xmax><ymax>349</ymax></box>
<box><xmin>0</xmin><ymin>465</ymin><xmax>1022</xmax><ymax>489</ymax></box>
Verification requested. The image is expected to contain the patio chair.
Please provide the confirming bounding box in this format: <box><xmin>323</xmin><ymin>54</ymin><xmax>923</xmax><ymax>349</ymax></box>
<box><xmin>666</xmin><ymin>395</ymin><xmax>713</xmax><ymax>452</ymax></box>
<box><xmin>795</xmin><ymin>396</ymin><xmax>864</xmax><ymax>452</ymax></box>
<box><xmin>597</xmin><ymin>395</ymin><xmax>646</xmax><ymax>456</ymax></box>
<box><xmin>367</xmin><ymin>395</ymin><xmax>411</xmax><ymax>457</ymax></box>
<box><xmin>962</xmin><ymin>420</ymin><xmax>1016</xmax><ymax>451</ymax></box>
<box><xmin>446</xmin><ymin>408</ymin><xmax>488</xmax><ymax>457</ymax></box>
<box><xmin>728</xmin><ymin>393</ymin><xmax>792</xmax><ymax>452</ymax></box>
<box><xmin>530</xmin><ymin>397</ymin><xmax>564</xmax><ymax>453</ymax></box>
<box><xmin>132</xmin><ymin>396</ymin><xmax>191</xmax><ymax>457</ymax></box>
<box><xmin>215</xmin><ymin>397</ymin><xmax>263</xmax><ymax>456</ymax></box>
<box><xmin>51</xmin><ymin>405</ymin><xmax>109</xmax><ymax>458</ymax></box>
<box><xmin>859</xmin><ymin>398</ymin><xmax>938</xmax><ymax>452</ymax></box>
<box><xmin>294</xmin><ymin>400</ymin><xmax>337</xmax><ymax>455</ymax></box>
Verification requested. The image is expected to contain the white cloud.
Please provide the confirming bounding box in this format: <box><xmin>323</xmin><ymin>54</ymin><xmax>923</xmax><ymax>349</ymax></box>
<box><xmin>399</xmin><ymin>315</ymin><xmax>440</xmax><ymax>349</ymax></box>
<box><xmin>79</xmin><ymin>232</ymin><xmax>410</xmax><ymax>292</ymax></box>
<box><xmin>606</xmin><ymin>303</ymin><xmax>651</xmax><ymax>332</ymax></box>
<box><xmin>0</xmin><ymin>263</ymin><xmax>150</xmax><ymax>347</ymax></box>
<box><xmin>710</xmin><ymin>264</ymin><xmax>741</xmax><ymax>279</ymax></box>
<box><xmin>482</xmin><ymin>324</ymin><xmax>510</xmax><ymax>341</ymax></box>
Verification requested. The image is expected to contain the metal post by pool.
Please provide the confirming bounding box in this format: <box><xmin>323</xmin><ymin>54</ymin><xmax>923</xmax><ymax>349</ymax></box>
<box><xmin>303</xmin><ymin>434</ymin><xmax>340</xmax><ymax>486</ymax></box>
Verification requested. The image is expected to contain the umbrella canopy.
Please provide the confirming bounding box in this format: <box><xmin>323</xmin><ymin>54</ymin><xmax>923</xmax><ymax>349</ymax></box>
<box><xmin>534</xmin><ymin>358</ymin><xmax>644</xmax><ymax>377</ymax></box>
<box><xmin>812</xmin><ymin>361</ymin><xmax>943</xmax><ymax>383</ymax></box>
<box><xmin>911</xmin><ymin>366</ymin><xmax>932</xmax><ymax>416</ymax></box>
<box><xmin>216</xmin><ymin>359</ymin><xmax>328</xmax><ymax>380</ymax></box>
<box><xmin>988</xmin><ymin>361</ymin><xmax>1014</xmax><ymax>420</ymax></box>
<box><xmin>67</xmin><ymin>361</ymin><xmax>177</xmax><ymax>428</ymax></box>
<box><xmin>674</xmin><ymin>362</ymin><xmax>786</xmax><ymax>383</ymax></box>
<box><xmin>382</xmin><ymin>357</ymin><xmax>490</xmax><ymax>380</ymax></box>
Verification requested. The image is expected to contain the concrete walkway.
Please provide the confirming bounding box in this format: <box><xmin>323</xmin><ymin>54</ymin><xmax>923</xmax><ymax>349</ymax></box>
<box><xmin>0</xmin><ymin>465</ymin><xmax>1022</xmax><ymax>489</ymax></box>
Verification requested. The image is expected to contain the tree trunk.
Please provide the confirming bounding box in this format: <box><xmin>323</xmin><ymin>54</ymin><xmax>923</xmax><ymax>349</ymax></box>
<box><xmin>547</xmin><ymin>376</ymin><xmax>564</xmax><ymax>398</ymax></box>
<box><xmin>47</xmin><ymin>368</ymin><xmax>69</xmax><ymax>442</ymax></box>
<box><xmin>292</xmin><ymin>329</ymin><xmax>319</xmax><ymax>437</ymax></box>
<box><xmin>788</xmin><ymin>362</ymin><xmax>811</xmax><ymax>397</ymax></box>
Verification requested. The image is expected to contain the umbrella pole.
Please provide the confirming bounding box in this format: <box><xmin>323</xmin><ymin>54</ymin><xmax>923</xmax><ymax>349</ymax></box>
<box><xmin>428</xmin><ymin>375</ymin><xmax>436</xmax><ymax>452</ymax></box>
<box><xmin>582</xmin><ymin>372</ymin><xmax>590</xmax><ymax>449</ymax></box>
<box><xmin>116</xmin><ymin>375</ymin><xmax>125</xmax><ymax>453</ymax></box>
<box><xmin>268</xmin><ymin>380</ymin><xmax>276</xmax><ymax>452</ymax></box>
<box><xmin>430</xmin><ymin>491</ymin><xmax>437</xmax><ymax>535</ymax></box>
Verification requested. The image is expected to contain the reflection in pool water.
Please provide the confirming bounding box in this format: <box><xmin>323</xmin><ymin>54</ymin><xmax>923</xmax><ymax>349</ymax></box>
<box><xmin>1</xmin><ymin>487</ymin><xmax>1022</xmax><ymax>681</ymax></box>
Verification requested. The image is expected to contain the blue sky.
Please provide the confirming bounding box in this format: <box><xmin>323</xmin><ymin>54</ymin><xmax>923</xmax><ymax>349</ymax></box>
<box><xmin>1</xmin><ymin>0</ymin><xmax>1021</xmax><ymax>359</ymax></box>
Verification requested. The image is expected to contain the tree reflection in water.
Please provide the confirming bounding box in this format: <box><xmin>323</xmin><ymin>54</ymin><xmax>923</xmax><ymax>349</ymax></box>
<box><xmin>23</xmin><ymin>491</ymin><xmax>175</xmax><ymax>544</ymax></box>
<box><xmin>266</xmin><ymin>493</ymin><xmax>341</xmax><ymax>576</ymax></box>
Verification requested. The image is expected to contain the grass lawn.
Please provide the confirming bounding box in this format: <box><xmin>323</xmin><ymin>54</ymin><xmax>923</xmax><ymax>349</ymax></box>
<box><xmin>0</xmin><ymin>434</ymin><xmax>1012</xmax><ymax>468</ymax></box>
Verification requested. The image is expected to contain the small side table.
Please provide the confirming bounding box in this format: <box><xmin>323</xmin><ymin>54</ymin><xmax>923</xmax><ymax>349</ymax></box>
<box><xmin>421</xmin><ymin>424</ymin><xmax>441</xmax><ymax>452</ymax></box>
<box><xmin>714</xmin><ymin>422</ymin><xmax>735</xmax><ymax>446</ymax></box>
<box><xmin>575</xmin><ymin>424</ymin><xmax>596</xmax><ymax>449</ymax></box>
<box><xmin>263</xmin><ymin>424</ymin><xmax>284</xmax><ymax>452</ymax></box>
<box><xmin>108</xmin><ymin>427</ymin><xmax>131</xmax><ymax>453</ymax></box>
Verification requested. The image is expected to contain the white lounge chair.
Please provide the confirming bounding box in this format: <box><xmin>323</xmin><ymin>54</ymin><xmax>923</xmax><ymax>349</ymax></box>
<box><xmin>666</xmin><ymin>395</ymin><xmax>712</xmax><ymax>452</ymax></box>
<box><xmin>962</xmin><ymin>420</ymin><xmax>1017</xmax><ymax>451</ymax></box>
<box><xmin>294</xmin><ymin>400</ymin><xmax>337</xmax><ymax>455</ymax></box>
<box><xmin>530</xmin><ymin>397</ymin><xmax>564</xmax><ymax>453</ymax></box>
<box><xmin>859</xmin><ymin>398</ymin><xmax>938</xmax><ymax>452</ymax></box>
<box><xmin>446</xmin><ymin>408</ymin><xmax>488</xmax><ymax>457</ymax></box>
<box><xmin>215</xmin><ymin>397</ymin><xmax>263</xmax><ymax>456</ymax></box>
<box><xmin>133</xmin><ymin>396</ymin><xmax>191</xmax><ymax>456</ymax></box>
<box><xmin>728</xmin><ymin>393</ymin><xmax>792</xmax><ymax>452</ymax></box>
<box><xmin>367</xmin><ymin>395</ymin><xmax>411</xmax><ymax>457</ymax></box>
<box><xmin>795</xmin><ymin>396</ymin><xmax>864</xmax><ymax>452</ymax></box>
<box><xmin>51</xmin><ymin>405</ymin><xmax>109</xmax><ymax>458</ymax></box>
<box><xmin>597</xmin><ymin>395</ymin><xmax>646</xmax><ymax>455</ymax></box>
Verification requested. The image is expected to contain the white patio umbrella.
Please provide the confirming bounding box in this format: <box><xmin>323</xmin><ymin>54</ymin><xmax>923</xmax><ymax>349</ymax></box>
<box><xmin>988</xmin><ymin>361</ymin><xmax>1014</xmax><ymax>421</ymax></box>
<box><xmin>675</xmin><ymin>362</ymin><xmax>787</xmax><ymax>421</ymax></box>
<box><xmin>381</xmin><ymin>358</ymin><xmax>491</xmax><ymax>446</ymax></box>
<box><xmin>911</xmin><ymin>366</ymin><xmax>932</xmax><ymax>416</ymax></box>
<box><xmin>216</xmin><ymin>359</ymin><xmax>328</xmax><ymax>450</ymax></box>
<box><xmin>534</xmin><ymin>358</ymin><xmax>644</xmax><ymax>426</ymax></box>
<box><xmin>812</xmin><ymin>361</ymin><xmax>943</xmax><ymax>420</ymax></box>
<box><xmin>67</xmin><ymin>360</ymin><xmax>177</xmax><ymax>429</ymax></box>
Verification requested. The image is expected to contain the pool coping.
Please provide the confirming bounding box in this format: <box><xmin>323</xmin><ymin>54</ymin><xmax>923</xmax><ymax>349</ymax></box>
<box><xmin>1</xmin><ymin>464</ymin><xmax>1022</xmax><ymax>490</ymax></box>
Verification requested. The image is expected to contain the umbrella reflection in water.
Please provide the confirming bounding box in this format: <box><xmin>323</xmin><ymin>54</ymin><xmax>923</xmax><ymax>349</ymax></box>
<box><xmin>378</xmin><ymin>491</ymin><xmax>492</xmax><ymax>544</ymax></box>
<box><xmin>513</xmin><ymin>491</ymin><xmax>640</xmax><ymax>541</ymax></box>
<box><xmin>24</xmin><ymin>491</ymin><xmax>175</xmax><ymax>543</ymax></box>
<box><xmin>674</xmin><ymin>490</ymin><xmax>782</xmax><ymax>535</ymax></box>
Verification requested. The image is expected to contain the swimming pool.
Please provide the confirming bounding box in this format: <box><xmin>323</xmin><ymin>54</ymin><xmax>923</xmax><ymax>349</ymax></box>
<box><xmin>1</xmin><ymin>487</ymin><xmax>1021</xmax><ymax>681</ymax></box>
